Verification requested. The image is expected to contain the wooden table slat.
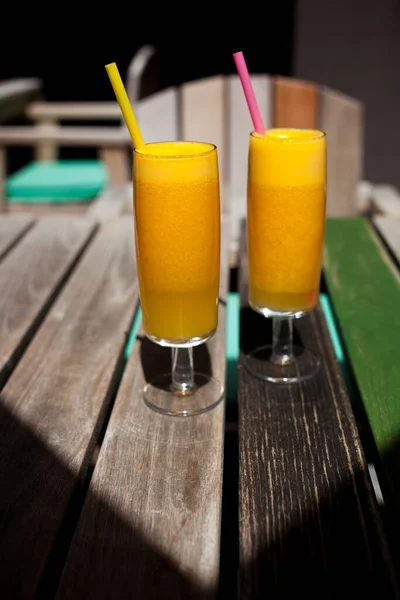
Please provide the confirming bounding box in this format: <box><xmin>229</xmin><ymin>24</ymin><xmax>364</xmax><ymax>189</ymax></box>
<box><xmin>238</xmin><ymin>220</ymin><xmax>399</xmax><ymax>598</ymax></box>
<box><xmin>0</xmin><ymin>216</ymin><xmax>96</xmax><ymax>389</ymax></box>
<box><xmin>0</xmin><ymin>217</ymin><xmax>139</xmax><ymax>597</ymax></box>
<box><xmin>0</xmin><ymin>213</ymin><xmax>34</xmax><ymax>261</ymax></box>
<box><xmin>56</xmin><ymin>220</ymin><xmax>230</xmax><ymax>599</ymax></box>
<box><xmin>87</xmin><ymin>185</ymin><xmax>133</xmax><ymax>223</ymax></box>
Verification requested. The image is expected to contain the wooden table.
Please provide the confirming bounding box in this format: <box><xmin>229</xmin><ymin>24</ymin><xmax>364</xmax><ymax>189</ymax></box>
<box><xmin>0</xmin><ymin>208</ymin><xmax>399</xmax><ymax>599</ymax></box>
<box><xmin>238</xmin><ymin>219</ymin><xmax>400</xmax><ymax>598</ymax></box>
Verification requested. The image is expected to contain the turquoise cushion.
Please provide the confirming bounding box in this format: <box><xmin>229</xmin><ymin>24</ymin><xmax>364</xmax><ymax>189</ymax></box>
<box><xmin>7</xmin><ymin>160</ymin><xmax>108</xmax><ymax>204</ymax></box>
<box><xmin>226</xmin><ymin>292</ymin><xmax>239</xmax><ymax>402</ymax></box>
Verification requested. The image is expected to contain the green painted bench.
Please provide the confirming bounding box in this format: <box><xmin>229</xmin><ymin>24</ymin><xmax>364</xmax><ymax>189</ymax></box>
<box><xmin>323</xmin><ymin>217</ymin><xmax>400</xmax><ymax>534</ymax></box>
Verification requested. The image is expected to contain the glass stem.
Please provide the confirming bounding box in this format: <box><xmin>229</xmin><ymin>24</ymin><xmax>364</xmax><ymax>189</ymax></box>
<box><xmin>171</xmin><ymin>347</ymin><xmax>195</xmax><ymax>395</ymax></box>
<box><xmin>270</xmin><ymin>318</ymin><xmax>294</xmax><ymax>366</ymax></box>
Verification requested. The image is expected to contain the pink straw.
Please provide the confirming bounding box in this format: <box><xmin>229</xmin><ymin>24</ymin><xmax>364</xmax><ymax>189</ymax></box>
<box><xmin>233</xmin><ymin>51</ymin><xmax>265</xmax><ymax>135</ymax></box>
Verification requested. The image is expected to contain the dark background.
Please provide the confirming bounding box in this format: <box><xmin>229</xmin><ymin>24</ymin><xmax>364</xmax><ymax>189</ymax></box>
<box><xmin>0</xmin><ymin>4</ymin><xmax>296</xmax><ymax>100</ymax></box>
<box><xmin>0</xmin><ymin>3</ymin><xmax>296</xmax><ymax>171</ymax></box>
<box><xmin>2</xmin><ymin>0</ymin><xmax>400</xmax><ymax>188</ymax></box>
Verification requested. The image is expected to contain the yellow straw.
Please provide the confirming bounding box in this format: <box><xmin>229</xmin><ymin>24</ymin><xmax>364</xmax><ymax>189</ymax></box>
<box><xmin>105</xmin><ymin>62</ymin><xmax>145</xmax><ymax>149</ymax></box>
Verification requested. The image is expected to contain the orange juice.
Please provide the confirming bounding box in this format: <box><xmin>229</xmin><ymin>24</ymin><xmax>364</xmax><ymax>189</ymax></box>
<box><xmin>134</xmin><ymin>142</ymin><xmax>220</xmax><ymax>344</ymax></box>
<box><xmin>247</xmin><ymin>129</ymin><xmax>326</xmax><ymax>314</ymax></box>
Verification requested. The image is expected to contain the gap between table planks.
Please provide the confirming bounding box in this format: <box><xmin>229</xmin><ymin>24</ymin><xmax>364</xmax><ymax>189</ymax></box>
<box><xmin>0</xmin><ymin>216</ymin><xmax>96</xmax><ymax>389</ymax></box>
<box><xmin>56</xmin><ymin>219</ymin><xmax>230</xmax><ymax>600</ymax></box>
<box><xmin>0</xmin><ymin>213</ymin><xmax>34</xmax><ymax>261</ymax></box>
<box><xmin>237</xmin><ymin>220</ymin><xmax>399</xmax><ymax>599</ymax></box>
<box><xmin>0</xmin><ymin>217</ymin><xmax>139</xmax><ymax>598</ymax></box>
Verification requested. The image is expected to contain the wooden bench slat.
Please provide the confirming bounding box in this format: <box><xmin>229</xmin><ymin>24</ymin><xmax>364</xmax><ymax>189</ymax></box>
<box><xmin>0</xmin><ymin>217</ymin><xmax>139</xmax><ymax>597</ymax></box>
<box><xmin>373</xmin><ymin>216</ymin><xmax>400</xmax><ymax>264</ymax></box>
<box><xmin>228</xmin><ymin>75</ymin><xmax>272</xmax><ymax>250</ymax></box>
<box><xmin>238</xmin><ymin>220</ymin><xmax>399</xmax><ymax>597</ymax></box>
<box><xmin>273</xmin><ymin>76</ymin><xmax>318</xmax><ymax>129</ymax></box>
<box><xmin>181</xmin><ymin>76</ymin><xmax>227</xmax><ymax>191</ymax></box>
<box><xmin>56</xmin><ymin>221</ymin><xmax>230</xmax><ymax>599</ymax></box>
<box><xmin>137</xmin><ymin>87</ymin><xmax>178</xmax><ymax>144</ymax></box>
<box><xmin>324</xmin><ymin>217</ymin><xmax>400</xmax><ymax>515</ymax></box>
<box><xmin>0</xmin><ymin>217</ymin><xmax>96</xmax><ymax>388</ymax></box>
<box><xmin>0</xmin><ymin>214</ymin><xmax>34</xmax><ymax>260</ymax></box>
<box><xmin>0</xmin><ymin>126</ymin><xmax>131</xmax><ymax>146</ymax></box>
<box><xmin>319</xmin><ymin>87</ymin><xmax>363</xmax><ymax>217</ymax></box>
<box><xmin>27</xmin><ymin>102</ymin><xmax>122</xmax><ymax>120</ymax></box>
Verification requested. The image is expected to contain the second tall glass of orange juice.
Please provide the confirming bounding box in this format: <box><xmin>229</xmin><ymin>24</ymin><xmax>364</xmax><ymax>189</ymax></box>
<box><xmin>246</xmin><ymin>128</ymin><xmax>326</xmax><ymax>383</ymax></box>
<box><xmin>133</xmin><ymin>141</ymin><xmax>223</xmax><ymax>416</ymax></box>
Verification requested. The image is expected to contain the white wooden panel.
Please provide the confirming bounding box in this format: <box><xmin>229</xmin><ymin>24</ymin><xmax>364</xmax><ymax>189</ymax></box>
<box><xmin>98</xmin><ymin>148</ymin><xmax>130</xmax><ymax>186</ymax></box>
<box><xmin>126</xmin><ymin>45</ymin><xmax>157</xmax><ymax>103</ymax></box>
<box><xmin>136</xmin><ymin>87</ymin><xmax>178</xmax><ymax>144</ymax></box>
<box><xmin>319</xmin><ymin>87</ymin><xmax>363</xmax><ymax>217</ymax></box>
<box><xmin>181</xmin><ymin>76</ymin><xmax>227</xmax><ymax>197</ymax></box>
<box><xmin>370</xmin><ymin>184</ymin><xmax>400</xmax><ymax>218</ymax></box>
<box><xmin>373</xmin><ymin>216</ymin><xmax>400</xmax><ymax>263</ymax></box>
<box><xmin>227</xmin><ymin>75</ymin><xmax>272</xmax><ymax>251</ymax></box>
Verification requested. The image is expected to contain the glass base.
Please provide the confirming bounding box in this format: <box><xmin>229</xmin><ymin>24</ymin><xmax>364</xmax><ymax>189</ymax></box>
<box><xmin>144</xmin><ymin>372</ymin><xmax>224</xmax><ymax>416</ymax></box>
<box><xmin>244</xmin><ymin>344</ymin><xmax>321</xmax><ymax>384</ymax></box>
<box><xmin>146</xmin><ymin>331</ymin><xmax>214</xmax><ymax>348</ymax></box>
<box><xmin>249</xmin><ymin>299</ymin><xmax>308</xmax><ymax>319</ymax></box>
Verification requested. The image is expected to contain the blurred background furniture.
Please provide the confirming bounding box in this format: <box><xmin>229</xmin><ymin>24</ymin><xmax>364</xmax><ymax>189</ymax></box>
<box><xmin>0</xmin><ymin>78</ymin><xmax>42</xmax><ymax>123</ymax></box>
<box><xmin>121</xmin><ymin>47</ymin><xmax>365</xmax><ymax>251</ymax></box>
<box><xmin>0</xmin><ymin>47</ymin><xmax>159</xmax><ymax>213</ymax></box>
<box><xmin>0</xmin><ymin>45</ymin><xmax>367</xmax><ymax>243</ymax></box>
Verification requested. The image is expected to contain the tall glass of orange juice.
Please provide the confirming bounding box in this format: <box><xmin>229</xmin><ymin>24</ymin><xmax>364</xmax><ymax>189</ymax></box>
<box><xmin>245</xmin><ymin>128</ymin><xmax>326</xmax><ymax>383</ymax></box>
<box><xmin>133</xmin><ymin>141</ymin><xmax>223</xmax><ymax>415</ymax></box>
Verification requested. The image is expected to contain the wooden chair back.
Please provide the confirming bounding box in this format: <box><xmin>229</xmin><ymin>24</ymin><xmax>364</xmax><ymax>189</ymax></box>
<box><xmin>0</xmin><ymin>48</ymin><xmax>364</xmax><ymax>227</ymax></box>
<box><xmin>131</xmin><ymin>72</ymin><xmax>364</xmax><ymax>246</ymax></box>
<box><xmin>0</xmin><ymin>79</ymin><xmax>42</xmax><ymax>124</ymax></box>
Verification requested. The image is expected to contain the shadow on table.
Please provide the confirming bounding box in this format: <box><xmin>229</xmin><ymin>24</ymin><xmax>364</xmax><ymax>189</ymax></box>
<box><xmin>238</xmin><ymin>440</ymin><xmax>400</xmax><ymax>599</ymax></box>
<box><xmin>239</xmin><ymin>304</ymin><xmax>304</xmax><ymax>356</ymax></box>
<box><xmin>2</xmin><ymin>315</ymin><xmax>400</xmax><ymax>600</ymax></box>
<box><xmin>1</xmin><ymin>389</ymin><xmax>400</xmax><ymax>599</ymax></box>
<box><xmin>0</xmin><ymin>399</ymin><xmax>218</xmax><ymax>599</ymax></box>
<box><xmin>237</xmin><ymin>304</ymin><xmax>400</xmax><ymax>598</ymax></box>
